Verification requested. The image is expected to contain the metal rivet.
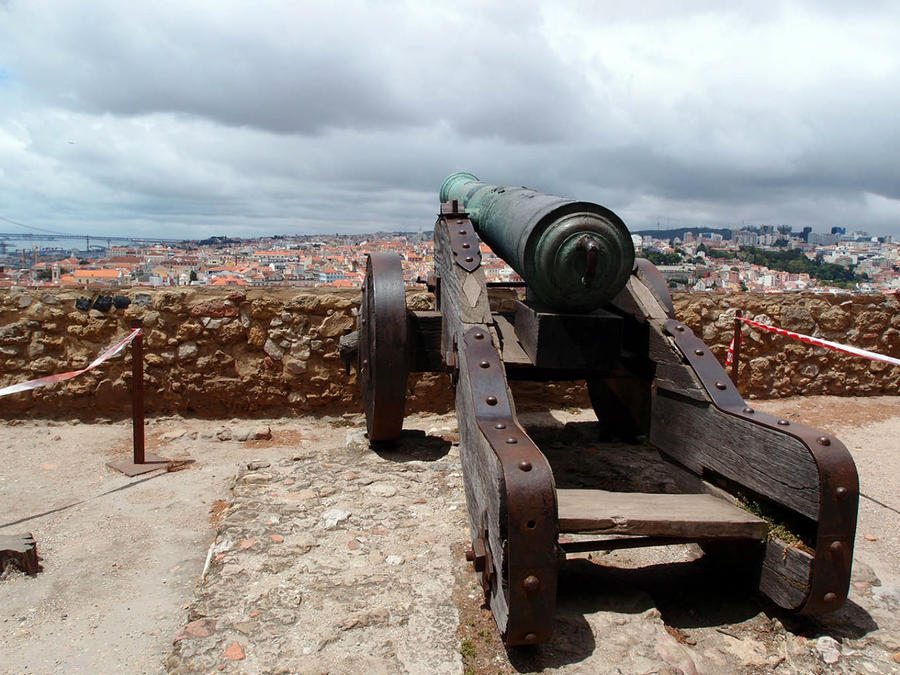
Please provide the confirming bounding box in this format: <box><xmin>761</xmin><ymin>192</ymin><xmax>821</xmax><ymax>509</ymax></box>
<box><xmin>486</xmin><ymin>395</ymin><xmax>498</xmax><ymax>406</ymax></box>
<box><xmin>362</xmin><ymin>359</ymin><xmax>368</xmax><ymax>367</ymax></box>
<box><xmin>523</xmin><ymin>575</ymin><xmax>540</xmax><ymax>591</ymax></box>
<box><xmin>494</xmin><ymin>422</ymin><xmax>506</xmax><ymax>430</ymax></box>
<box><xmin>694</xmin><ymin>349</ymin><xmax>704</xmax><ymax>356</ymax></box>
<box><xmin>479</xmin><ymin>360</ymin><xmax>490</xmax><ymax>369</ymax></box>
<box><xmin>715</xmin><ymin>381</ymin><xmax>727</xmax><ymax>390</ymax></box>
<box><xmin>836</xmin><ymin>486</ymin><xmax>847</xmax><ymax>498</ymax></box>
<box><xmin>817</xmin><ymin>436</ymin><xmax>831</xmax><ymax>446</ymax></box>
<box><xmin>506</xmin><ymin>437</ymin><xmax>519</xmax><ymax>445</ymax></box>
<box><xmin>524</xmin><ymin>632</ymin><xmax>537</xmax><ymax>643</ymax></box>
<box><xmin>457</xmin><ymin>220</ymin><xmax>464</xmax><ymax>224</ymax></box>
<box><xmin>474</xmin><ymin>332</ymin><xmax>484</xmax><ymax>340</ymax></box>
<box><xmin>465</xmin><ymin>549</ymin><xmax>475</xmax><ymax>562</ymax></box>
<box><xmin>829</xmin><ymin>541</ymin><xmax>844</xmax><ymax>553</ymax></box>
<box><xmin>518</xmin><ymin>460</ymin><xmax>531</xmax><ymax>470</ymax></box>
<box><xmin>676</xmin><ymin>325</ymin><xmax>685</xmax><ymax>332</ymax></box>
<box><xmin>743</xmin><ymin>407</ymin><xmax>754</xmax><ymax>414</ymax></box>
<box><xmin>458</xmin><ymin>229</ymin><xmax>467</xmax><ymax>235</ymax></box>
<box><xmin>465</xmin><ymin>256</ymin><xmax>474</xmax><ymax>262</ymax></box>
<box><xmin>462</xmin><ymin>242</ymin><xmax>471</xmax><ymax>249</ymax></box>
<box><xmin>824</xmin><ymin>592</ymin><xmax>838</xmax><ymax>603</ymax></box>
<box><xmin>777</xmin><ymin>419</ymin><xmax>790</xmax><ymax>426</ymax></box>
<box><xmin>525</xmin><ymin>520</ymin><xmax>536</xmax><ymax>529</ymax></box>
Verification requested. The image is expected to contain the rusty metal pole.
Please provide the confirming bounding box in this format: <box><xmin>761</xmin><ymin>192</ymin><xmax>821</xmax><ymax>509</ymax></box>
<box><xmin>731</xmin><ymin>309</ymin><xmax>743</xmax><ymax>383</ymax></box>
<box><xmin>131</xmin><ymin>318</ymin><xmax>146</xmax><ymax>464</ymax></box>
<box><xmin>107</xmin><ymin>318</ymin><xmax>169</xmax><ymax>476</ymax></box>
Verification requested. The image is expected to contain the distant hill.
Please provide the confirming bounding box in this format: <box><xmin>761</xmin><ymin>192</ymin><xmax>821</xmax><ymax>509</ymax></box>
<box><xmin>632</xmin><ymin>227</ymin><xmax>733</xmax><ymax>241</ymax></box>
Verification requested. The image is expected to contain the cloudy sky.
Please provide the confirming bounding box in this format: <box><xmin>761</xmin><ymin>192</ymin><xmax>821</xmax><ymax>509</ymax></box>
<box><xmin>1</xmin><ymin>1</ymin><xmax>899</xmax><ymax>241</ymax></box>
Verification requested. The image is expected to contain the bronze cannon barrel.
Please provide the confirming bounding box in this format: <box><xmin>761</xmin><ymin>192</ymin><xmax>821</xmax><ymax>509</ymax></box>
<box><xmin>439</xmin><ymin>172</ymin><xmax>634</xmax><ymax>313</ymax></box>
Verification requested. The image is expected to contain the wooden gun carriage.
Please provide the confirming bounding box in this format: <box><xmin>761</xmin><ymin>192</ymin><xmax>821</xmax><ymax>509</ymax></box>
<box><xmin>344</xmin><ymin>173</ymin><xmax>858</xmax><ymax>646</ymax></box>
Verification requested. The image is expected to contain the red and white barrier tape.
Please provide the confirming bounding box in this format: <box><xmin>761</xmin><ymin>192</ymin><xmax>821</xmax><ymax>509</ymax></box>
<box><xmin>725</xmin><ymin>335</ymin><xmax>737</xmax><ymax>365</ymax></box>
<box><xmin>736</xmin><ymin>316</ymin><xmax>900</xmax><ymax>367</ymax></box>
<box><xmin>0</xmin><ymin>329</ymin><xmax>141</xmax><ymax>398</ymax></box>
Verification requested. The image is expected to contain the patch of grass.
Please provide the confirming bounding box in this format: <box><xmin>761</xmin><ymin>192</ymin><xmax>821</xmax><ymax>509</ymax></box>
<box><xmin>478</xmin><ymin>628</ymin><xmax>492</xmax><ymax>641</ymax></box>
<box><xmin>460</xmin><ymin>637</ymin><xmax>477</xmax><ymax>658</ymax></box>
<box><xmin>739</xmin><ymin>496</ymin><xmax>806</xmax><ymax>548</ymax></box>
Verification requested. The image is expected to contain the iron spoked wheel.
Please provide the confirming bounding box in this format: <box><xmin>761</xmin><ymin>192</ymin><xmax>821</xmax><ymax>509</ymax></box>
<box><xmin>358</xmin><ymin>252</ymin><xmax>409</xmax><ymax>442</ymax></box>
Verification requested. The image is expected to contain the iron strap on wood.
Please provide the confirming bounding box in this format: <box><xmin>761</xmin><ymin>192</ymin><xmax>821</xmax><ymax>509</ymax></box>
<box><xmin>462</xmin><ymin>326</ymin><xmax>558</xmax><ymax>645</ymax></box>
<box><xmin>440</xmin><ymin>201</ymin><xmax>482</xmax><ymax>272</ymax></box>
<box><xmin>663</xmin><ymin>319</ymin><xmax>858</xmax><ymax>614</ymax></box>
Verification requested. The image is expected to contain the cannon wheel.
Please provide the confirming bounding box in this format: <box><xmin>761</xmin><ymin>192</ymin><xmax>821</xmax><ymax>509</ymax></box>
<box><xmin>359</xmin><ymin>252</ymin><xmax>409</xmax><ymax>442</ymax></box>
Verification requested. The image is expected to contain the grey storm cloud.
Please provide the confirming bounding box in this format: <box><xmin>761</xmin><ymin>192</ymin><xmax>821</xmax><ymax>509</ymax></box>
<box><xmin>1</xmin><ymin>0</ymin><xmax>899</xmax><ymax>240</ymax></box>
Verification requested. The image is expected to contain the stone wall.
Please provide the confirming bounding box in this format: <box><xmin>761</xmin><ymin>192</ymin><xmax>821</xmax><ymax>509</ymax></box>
<box><xmin>672</xmin><ymin>291</ymin><xmax>900</xmax><ymax>399</ymax></box>
<box><xmin>0</xmin><ymin>287</ymin><xmax>897</xmax><ymax>419</ymax></box>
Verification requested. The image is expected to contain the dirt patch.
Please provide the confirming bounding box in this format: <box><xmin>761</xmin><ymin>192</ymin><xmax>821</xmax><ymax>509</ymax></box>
<box><xmin>240</xmin><ymin>428</ymin><xmax>304</xmax><ymax>449</ymax></box>
<box><xmin>453</xmin><ymin>542</ymin><xmax>513</xmax><ymax>675</ymax></box>
<box><xmin>753</xmin><ymin>394</ymin><xmax>900</xmax><ymax>433</ymax></box>
<box><xmin>208</xmin><ymin>500</ymin><xmax>229</xmax><ymax>527</ymax></box>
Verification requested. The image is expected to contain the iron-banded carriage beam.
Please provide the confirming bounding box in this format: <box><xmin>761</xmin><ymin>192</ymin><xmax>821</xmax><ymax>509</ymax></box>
<box><xmin>435</xmin><ymin>201</ymin><xmax>559</xmax><ymax>646</ymax></box>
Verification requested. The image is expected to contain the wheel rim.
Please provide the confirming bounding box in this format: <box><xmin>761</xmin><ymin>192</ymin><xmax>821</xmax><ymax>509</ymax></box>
<box><xmin>358</xmin><ymin>252</ymin><xmax>408</xmax><ymax>442</ymax></box>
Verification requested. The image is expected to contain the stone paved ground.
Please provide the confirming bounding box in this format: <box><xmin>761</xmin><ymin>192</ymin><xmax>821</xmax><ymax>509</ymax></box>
<box><xmin>166</xmin><ymin>403</ymin><xmax>900</xmax><ymax>675</ymax></box>
<box><xmin>2</xmin><ymin>398</ymin><xmax>898</xmax><ymax>674</ymax></box>
<box><xmin>165</xmin><ymin>414</ymin><xmax>466</xmax><ymax>674</ymax></box>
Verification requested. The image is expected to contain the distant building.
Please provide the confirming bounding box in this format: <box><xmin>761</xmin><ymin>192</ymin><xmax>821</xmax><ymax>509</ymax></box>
<box><xmin>808</xmin><ymin>232</ymin><xmax>839</xmax><ymax>246</ymax></box>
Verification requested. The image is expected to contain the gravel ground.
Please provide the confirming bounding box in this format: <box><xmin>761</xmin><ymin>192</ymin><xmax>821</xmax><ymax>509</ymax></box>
<box><xmin>1</xmin><ymin>396</ymin><xmax>898</xmax><ymax>674</ymax></box>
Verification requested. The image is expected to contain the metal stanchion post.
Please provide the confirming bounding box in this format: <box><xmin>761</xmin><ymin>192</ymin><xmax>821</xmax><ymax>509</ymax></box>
<box><xmin>107</xmin><ymin>319</ymin><xmax>170</xmax><ymax>476</ymax></box>
<box><xmin>132</xmin><ymin>317</ymin><xmax>146</xmax><ymax>464</ymax></box>
<box><xmin>731</xmin><ymin>309</ymin><xmax>743</xmax><ymax>385</ymax></box>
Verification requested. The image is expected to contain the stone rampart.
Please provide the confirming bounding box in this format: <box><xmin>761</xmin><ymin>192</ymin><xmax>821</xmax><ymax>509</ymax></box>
<box><xmin>672</xmin><ymin>291</ymin><xmax>900</xmax><ymax>399</ymax></box>
<box><xmin>0</xmin><ymin>287</ymin><xmax>897</xmax><ymax>419</ymax></box>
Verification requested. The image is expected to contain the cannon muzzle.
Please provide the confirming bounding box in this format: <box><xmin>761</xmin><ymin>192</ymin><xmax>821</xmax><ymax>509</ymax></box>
<box><xmin>440</xmin><ymin>172</ymin><xmax>634</xmax><ymax>313</ymax></box>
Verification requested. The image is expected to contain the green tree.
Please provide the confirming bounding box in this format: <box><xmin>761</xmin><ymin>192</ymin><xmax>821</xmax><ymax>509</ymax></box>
<box><xmin>639</xmin><ymin>249</ymin><xmax>682</xmax><ymax>265</ymax></box>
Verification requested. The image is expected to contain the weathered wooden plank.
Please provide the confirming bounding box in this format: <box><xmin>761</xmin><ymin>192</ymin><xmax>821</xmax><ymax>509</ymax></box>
<box><xmin>759</xmin><ymin>538</ymin><xmax>813</xmax><ymax>610</ymax></box>
<box><xmin>648</xmin><ymin>325</ymin><xmax>708</xmax><ymax>401</ymax></box>
<box><xmin>622</xmin><ymin>276</ymin><xmax>671</xmax><ymax>322</ymax></box>
<box><xmin>610</xmin><ymin>270</ymin><xmax>707</xmax><ymax>400</ymax></box>
<box><xmin>557</xmin><ymin>489</ymin><xmax>768</xmax><ymax>539</ymax></box>
<box><xmin>512</xmin><ymin>301</ymin><xmax>622</xmax><ymax>371</ymax></box>
<box><xmin>493</xmin><ymin>313</ymin><xmax>532</xmax><ymax>366</ymax></box>
<box><xmin>650</xmin><ymin>391</ymin><xmax>820</xmax><ymax>520</ymax></box>
<box><xmin>455</xmin><ymin>325</ymin><xmax>510</xmax><ymax>634</ymax></box>
<box><xmin>408</xmin><ymin>310</ymin><xmax>443</xmax><ymax>372</ymax></box>
<box><xmin>432</xmin><ymin>214</ymin><xmax>512</xmax><ymax>632</ymax></box>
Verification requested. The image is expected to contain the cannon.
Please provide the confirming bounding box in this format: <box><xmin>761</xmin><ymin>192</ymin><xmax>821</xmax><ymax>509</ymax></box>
<box><xmin>345</xmin><ymin>173</ymin><xmax>858</xmax><ymax>647</ymax></box>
